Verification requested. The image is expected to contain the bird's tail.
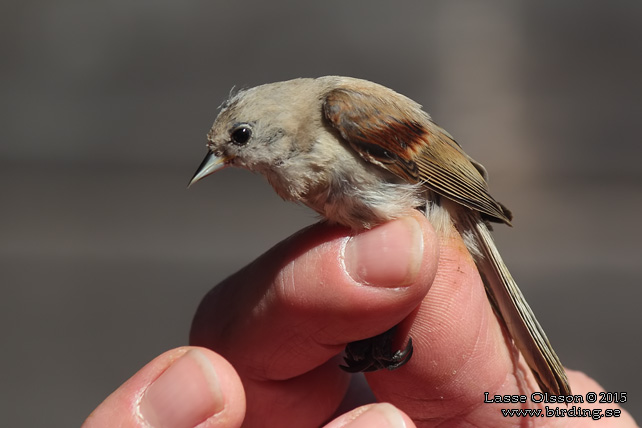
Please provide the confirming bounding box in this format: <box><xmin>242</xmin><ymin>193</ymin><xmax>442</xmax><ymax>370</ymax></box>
<box><xmin>456</xmin><ymin>211</ymin><xmax>571</xmax><ymax>396</ymax></box>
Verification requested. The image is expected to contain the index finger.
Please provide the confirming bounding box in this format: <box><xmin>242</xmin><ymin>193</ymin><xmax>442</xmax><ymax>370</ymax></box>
<box><xmin>190</xmin><ymin>212</ymin><xmax>439</xmax><ymax>426</ymax></box>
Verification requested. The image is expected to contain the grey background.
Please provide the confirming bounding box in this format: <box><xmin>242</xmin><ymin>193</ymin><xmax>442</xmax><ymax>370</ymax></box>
<box><xmin>2</xmin><ymin>0</ymin><xmax>640</xmax><ymax>425</ymax></box>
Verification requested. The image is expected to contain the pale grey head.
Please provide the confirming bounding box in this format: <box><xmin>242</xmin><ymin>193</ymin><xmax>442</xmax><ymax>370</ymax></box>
<box><xmin>189</xmin><ymin>77</ymin><xmax>424</xmax><ymax>229</ymax></box>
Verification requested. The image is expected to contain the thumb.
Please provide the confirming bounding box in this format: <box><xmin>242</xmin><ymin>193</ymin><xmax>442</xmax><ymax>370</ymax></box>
<box><xmin>82</xmin><ymin>347</ymin><xmax>245</xmax><ymax>428</ymax></box>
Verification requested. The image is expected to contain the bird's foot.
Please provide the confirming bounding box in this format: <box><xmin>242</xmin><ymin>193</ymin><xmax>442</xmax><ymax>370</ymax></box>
<box><xmin>339</xmin><ymin>327</ymin><xmax>413</xmax><ymax>373</ymax></box>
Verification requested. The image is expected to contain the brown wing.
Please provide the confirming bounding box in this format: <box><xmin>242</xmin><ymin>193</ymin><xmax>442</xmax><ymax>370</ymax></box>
<box><xmin>322</xmin><ymin>87</ymin><xmax>512</xmax><ymax>224</ymax></box>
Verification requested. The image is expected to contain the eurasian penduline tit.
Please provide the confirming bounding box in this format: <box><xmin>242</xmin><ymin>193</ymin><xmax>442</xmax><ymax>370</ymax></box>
<box><xmin>189</xmin><ymin>76</ymin><xmax>570</xmax><ymax>396</ymax></box>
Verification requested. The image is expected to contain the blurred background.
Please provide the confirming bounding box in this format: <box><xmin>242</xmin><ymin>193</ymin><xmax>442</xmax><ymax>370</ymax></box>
<box><xmin>2</xmin><ymin>0</ymin><xmax>640</xmax><ymax>424</ymax></box>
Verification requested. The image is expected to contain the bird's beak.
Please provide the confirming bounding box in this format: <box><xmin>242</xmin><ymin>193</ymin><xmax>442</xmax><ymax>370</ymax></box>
<box><xmin>188</xmin><ymin>151</ymin><xmax>231</xmax><ymax>188</ymax></box>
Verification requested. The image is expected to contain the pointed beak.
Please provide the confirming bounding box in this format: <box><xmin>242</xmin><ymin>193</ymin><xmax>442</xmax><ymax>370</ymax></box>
<box><xmin>188</xmin><ymin>151</ymin><xmax>231</xmax><ymax>188</ymax></box>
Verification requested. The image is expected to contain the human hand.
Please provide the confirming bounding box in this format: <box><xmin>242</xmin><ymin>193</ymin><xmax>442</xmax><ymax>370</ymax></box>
<box><xmin>83</xmin><ymin>212</ymin><xmax>636</xmax><ymax>427</ymax></box>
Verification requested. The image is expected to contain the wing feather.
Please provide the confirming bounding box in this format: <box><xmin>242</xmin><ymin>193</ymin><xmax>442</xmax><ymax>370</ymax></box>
<box><xmin>322</xmin><ymin>87</ymin><xmax>511</xmax><ymax>224</ymax></box>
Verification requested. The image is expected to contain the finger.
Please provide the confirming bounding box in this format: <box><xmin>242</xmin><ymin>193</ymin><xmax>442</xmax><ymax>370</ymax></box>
<box><xmin>362</xmin><ymin>230</ymin><xmax>639</xmax><ymax>427</ymax></box>
<box><xmin>365</xmin><ymin>229</ymin><xmax>550</xmax><ymax>425</ymax></box>
<box><xmin>190</xmin><ymin>211</ymin><xmax>439</xmax><ymax>426</ymax></box>
<box><xmin>82</xmin><ymin>347</ymin><xmax>245</xmax><ymax>428</ymax></box>
<box><xmin>324</xmin><ymin>403</ymin><xmax>416</xmax><ymax>428</ymax></box>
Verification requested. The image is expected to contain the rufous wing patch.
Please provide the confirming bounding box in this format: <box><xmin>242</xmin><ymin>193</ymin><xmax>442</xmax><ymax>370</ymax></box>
<box><xmin>322</xmin><ymin>86</ymin><xmax>511</xmax><ymax>224</ymax></box>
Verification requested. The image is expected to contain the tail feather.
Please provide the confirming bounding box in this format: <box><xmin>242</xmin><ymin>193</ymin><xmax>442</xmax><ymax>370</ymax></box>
<box><xmin>458</xmin><ymin>213</ymin><xmax>571</xmax><ymax>396</ymax></box>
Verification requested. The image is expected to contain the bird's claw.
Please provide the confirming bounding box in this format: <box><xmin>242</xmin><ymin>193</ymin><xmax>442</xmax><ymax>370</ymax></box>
<box><xmin>339</xmin><ymin>328</ymin><xmax>413</xmax><ymax>373</ymax></box>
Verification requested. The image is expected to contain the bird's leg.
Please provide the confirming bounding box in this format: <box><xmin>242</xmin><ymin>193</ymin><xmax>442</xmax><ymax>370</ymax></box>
<box><xmin>339</xmin><ymin>326</ymin><xmax>413</xmax><ymax>372</ymax></box>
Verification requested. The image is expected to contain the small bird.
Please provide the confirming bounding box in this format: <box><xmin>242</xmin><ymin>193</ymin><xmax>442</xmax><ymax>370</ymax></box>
<box><xmin>189</xmin><ymin>76</ymin><xmax>571</xmax><ymax>396</ymax></box>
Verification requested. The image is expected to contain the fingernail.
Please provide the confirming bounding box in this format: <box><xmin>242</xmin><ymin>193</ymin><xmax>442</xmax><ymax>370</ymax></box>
<box><xmin>344</xmin><ymin>217</ymin><xmax>423</xmax><ymax>287</ymax></box>
<box><xmin>139</xmin><ymin>349</ymin><xmax>224</xmax><ymax>428</ymax></box>
<box><xmin>344</xmin><ymin>403</ymin><xmax>408</xmax><ymax>428</ymax></box>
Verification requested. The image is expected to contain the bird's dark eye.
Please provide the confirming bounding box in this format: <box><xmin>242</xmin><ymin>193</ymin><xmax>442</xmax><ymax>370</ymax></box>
<box><xmin>230</xmin><ymin>125</ymin><xmax>252</xmax><ymax>145</ymax></box>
